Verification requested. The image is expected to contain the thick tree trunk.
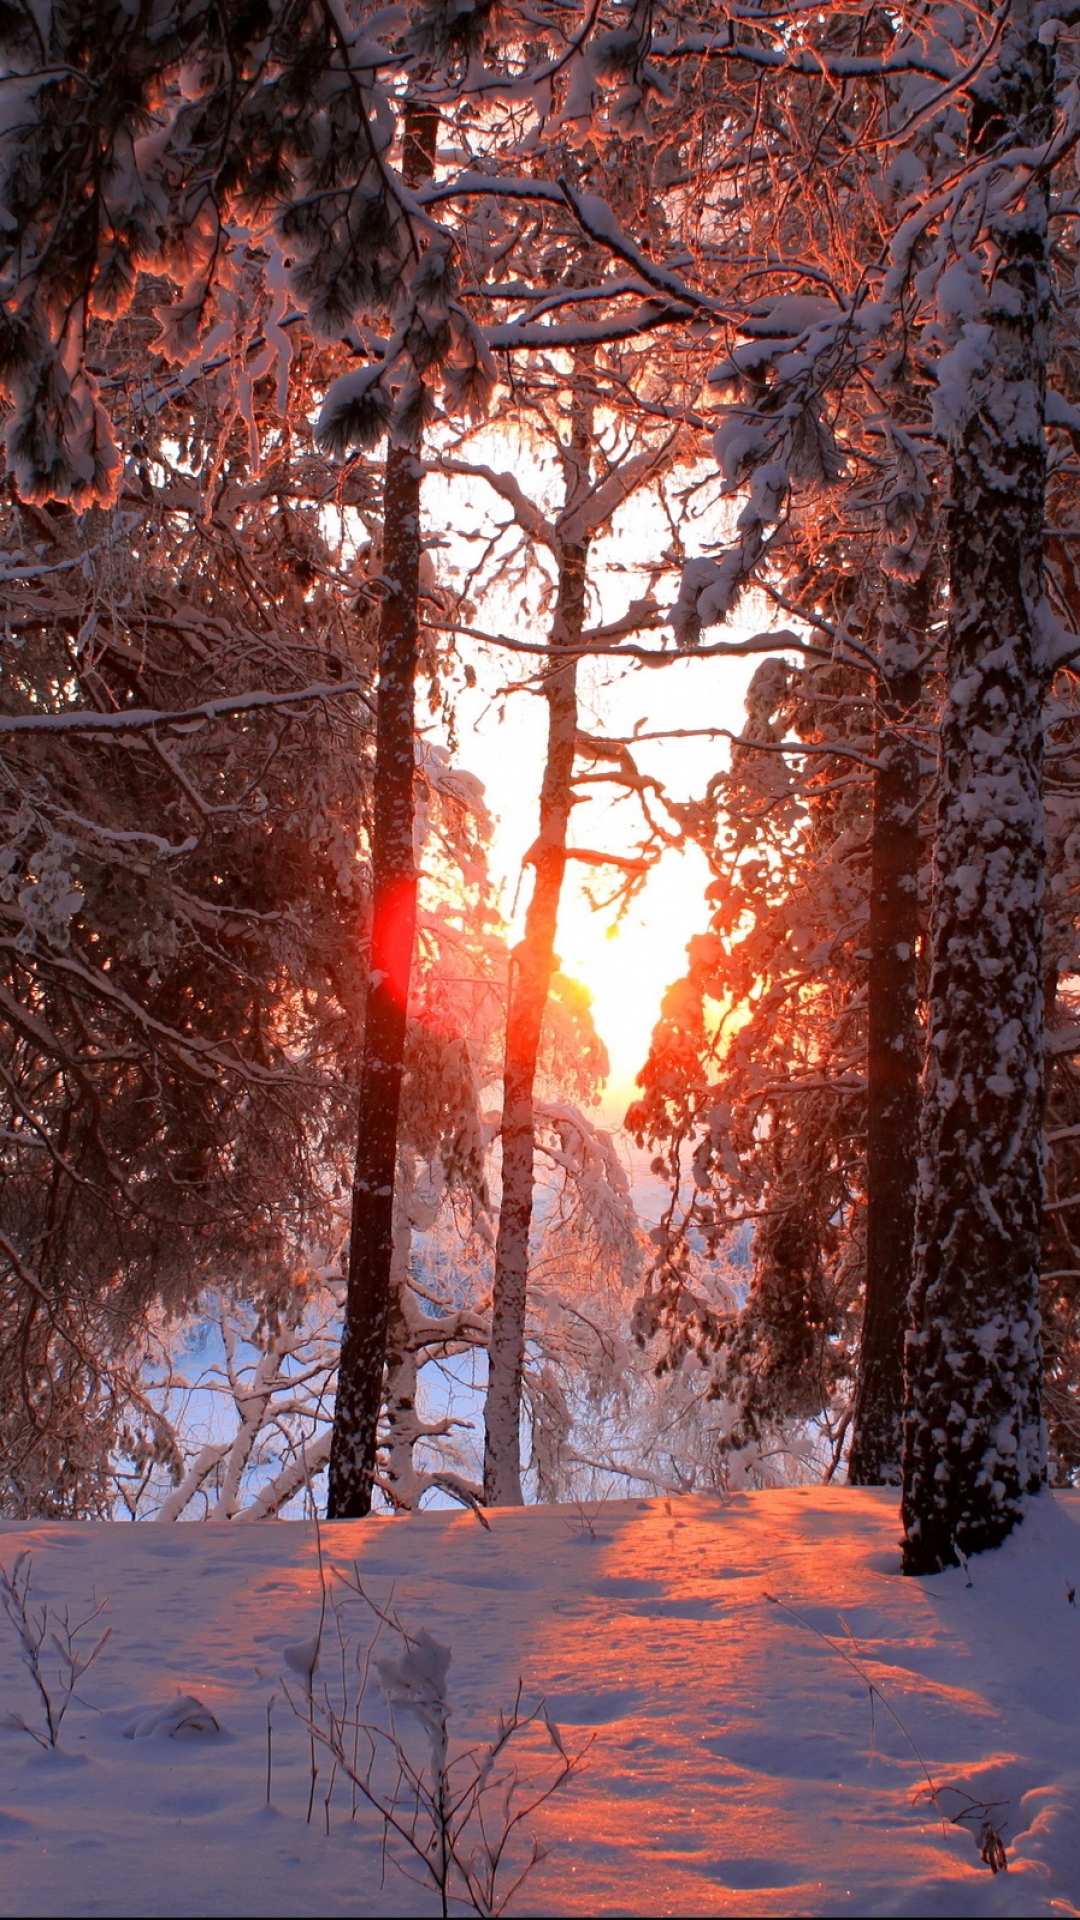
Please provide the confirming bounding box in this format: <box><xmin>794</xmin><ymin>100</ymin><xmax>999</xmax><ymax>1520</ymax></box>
<box><xmin>848</xmin><ymin>574</ymin><xmax>925</xmax><ymax>1485</ymax></box>
<box><xmin>327</xmin><ymin>106</ymin><xmax>437</xmax><ymax>1520</ymax></box>
<box><xmin>483</xmin><ymin>537</ymin><xmax>589</xmax><ymax>1505</ymax></box>
<box><xmin>326</xmin><ymin>443</ymin><xmax>423</xmax><ymax>1517</ymax></box>
<box><xmin>901</xmin><ymin>9</ymin><xmax>1050</xmax><ymax>1572</ymax></box>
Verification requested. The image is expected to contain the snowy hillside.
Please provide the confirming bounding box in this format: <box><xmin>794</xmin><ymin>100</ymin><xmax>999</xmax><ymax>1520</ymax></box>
<box><xmin>2</xmin><ymin>1490</ymin><xmax>1079</xmax><ymax>1917</ymax></box>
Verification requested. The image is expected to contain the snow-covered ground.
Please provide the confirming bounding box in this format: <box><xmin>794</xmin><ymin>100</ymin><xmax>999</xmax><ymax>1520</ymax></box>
<box><xmin>2</xmin><ymin>1488</ymin><xmax>1079</xmax><ymax>1917</ymax></box>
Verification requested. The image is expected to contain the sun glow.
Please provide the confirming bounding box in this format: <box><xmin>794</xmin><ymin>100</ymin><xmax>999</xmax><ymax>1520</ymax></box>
<box><xmin>454</xmin><ymin>647</ymin><xmax>761</xmax><ymax>1124</ymax></box>
<box><xmin>421</xmin><ymin>428</ymin><xmax>784</xmax><ymax>1127</ymax></box>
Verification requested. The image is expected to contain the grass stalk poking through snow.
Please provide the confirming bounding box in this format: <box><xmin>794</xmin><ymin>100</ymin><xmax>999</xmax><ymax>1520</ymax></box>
<box><xmin>0</xmin><ymin>1553</ymin><xmax>111</xmax><ymax>1750</ymax></box>
<box><xmin>764</xmin><ymin>1592</ymin><xmax>1010</xmax><ymax>1874</ymax></box>
<box><xmin>281</xmin><ymin>1546</ymin><xmax>588</xmax><ymax>1918</ymax></box>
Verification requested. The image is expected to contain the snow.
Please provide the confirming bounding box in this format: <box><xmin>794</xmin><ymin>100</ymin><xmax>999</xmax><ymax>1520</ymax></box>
<box><xmin>2</xmin><ymin>1490</ymin><xmax>1080</xmax><ymax>1915</ymax></box>
<box><xmin>932</xmin><ymin>324</ymin><xmax>995</xmax><ymax>435</ymax></box>
<box><xmin>0</xmin><ymin>684</ymin><xmax>364</xmax><ymax>736</ymax></box>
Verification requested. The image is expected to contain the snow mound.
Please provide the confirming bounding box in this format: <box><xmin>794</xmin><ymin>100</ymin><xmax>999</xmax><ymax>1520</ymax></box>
<box><xmin>122</xmin><ymin>1694</ymin><xmax>221</xmax><ymax>1741</ymax></box>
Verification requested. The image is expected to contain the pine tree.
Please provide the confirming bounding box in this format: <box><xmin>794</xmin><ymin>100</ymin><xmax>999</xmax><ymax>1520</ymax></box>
<box><xmin>627</xmin><ymin>616</ymin><xmax>879</xmax><ymax>1467</ymax></box>
<box><xmin>325</xmin><ymin>107</ymin><xmax>443</xmax><ymax>1518</ymax></box>
<box><xmin>848</xmin><ymin>558</ymin><xmax>931</xmax><ymax>1485</ymax></box>
<box><xmin>0</xmin><ymin>299</ymin><xmax>374</xmax><ymax>1514</ymax></box>
<box><xmin>900</xmin><ymin>4</ymin><xmax>1053</xmax><ymax>1570</ymax></box>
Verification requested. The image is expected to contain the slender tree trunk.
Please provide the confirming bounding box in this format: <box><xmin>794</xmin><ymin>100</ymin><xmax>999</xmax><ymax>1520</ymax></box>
<box><xmin>327</xmin><ymin>106</ymin><xmax>438</xmax><ymax>1520</ymax></box>
<box><xmin>848</xmin><ymin>572</ymin><xmax>925</xmax><ymax>1485</ymax></box>
<box><xmin>901</xmin><ymin>9</ymin><xmax>1050</xmax><ymax>1572</ymax></box>
<box><xmin>383</xmin><ymin>1151</ymin><xmax>421</xmax><ymax>1510</ymax></box>
<box><xmin>483</xmin><ymin>536</ymin><xmax>590</xmax><ymax>1505</ymax></box>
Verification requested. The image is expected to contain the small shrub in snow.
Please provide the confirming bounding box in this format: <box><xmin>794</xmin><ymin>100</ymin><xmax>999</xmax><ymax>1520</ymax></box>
<box><xmin>283</xmin><ymin>1564</ymin><xmax>586</xmax><ymax>1917</ymax></box>
<box><xmin>0</xmin><ymin>1552</ymin><xmax>110</xmax><ymax>1749</ymax></box>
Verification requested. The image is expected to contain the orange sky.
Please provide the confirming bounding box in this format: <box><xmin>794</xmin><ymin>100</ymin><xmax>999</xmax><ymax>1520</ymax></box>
<box><xmin>420</xmin><ymin>436</ymin><xmax>779</xmax><ymax>1124</ymax></box>
<box><xmin>453</xmin><ymin>644</ymin><xmax>759</xmax><ymax>1122</ymax></box>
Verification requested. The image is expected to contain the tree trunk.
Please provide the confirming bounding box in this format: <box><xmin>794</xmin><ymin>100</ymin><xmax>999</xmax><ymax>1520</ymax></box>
<box><xmin>901</xmin><ymin>9</ymin><xmax>1050</xmax><ymax>1572</ymax></box>
<box><xmin>327</xmin><ymin>105</ymin><xmax>438</xmax><ymax>1520</ymax></box>
<box><xmin>382</xmin><ymin>1151</ymin><xmax>421</xmax><ymax>1510</ymax></box>
<box><xmin>848</xmin><ymin>572</ymin><xmax>925</xmax><ymax>1485</ymax></box>
<box><xmin>483</xmin><ymin>536</ymin><xmax>590</xmax><ymax>1505</ymax></box>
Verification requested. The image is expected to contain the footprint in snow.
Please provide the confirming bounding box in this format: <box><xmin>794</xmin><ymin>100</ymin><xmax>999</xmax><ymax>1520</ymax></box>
<box><xmin>544</xmin><ymin>1687</ymin><xmax>642</xmax><ymax>1725</ymax></box>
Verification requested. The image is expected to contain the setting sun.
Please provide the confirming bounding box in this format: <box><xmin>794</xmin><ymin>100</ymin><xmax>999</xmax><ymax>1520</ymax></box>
<box><xmin>452</xmin><ymin>610</ymin><xmax>767</xmax><ymax>1119</ymax></box>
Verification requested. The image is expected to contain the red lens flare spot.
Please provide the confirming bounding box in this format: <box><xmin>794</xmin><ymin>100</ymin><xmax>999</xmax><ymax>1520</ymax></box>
<box><xmin>372</xmin><ymin>879</ymin><xmax>417</xmax><ymax>1006</ymax></box>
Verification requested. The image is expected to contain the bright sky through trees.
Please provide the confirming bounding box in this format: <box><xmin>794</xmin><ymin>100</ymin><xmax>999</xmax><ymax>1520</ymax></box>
<box><xmin>457</xmin><ymin>644</ymin><xmax>758</xmax><ymax>1117</ymax></box>
<box><xmin>424</xmin><ymin>442</ymin><xmax>767</xmax><ymax>1117</ymax></box>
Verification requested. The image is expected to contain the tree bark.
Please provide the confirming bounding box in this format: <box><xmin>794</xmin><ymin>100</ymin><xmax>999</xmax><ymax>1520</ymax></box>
<box><xmin>901</xmin><ymin>8</ymin><xmax>1050</xmax><ymax>1572</ymax></box>
<box><xmin>327</xmin><ymin>105</ymin><xmax>438</xmax><ymax>1520</ymax></box>
<box><xmin>848</xmin><ymin>572</ymin><xmax>925</xmax><ymax>1485</ymax></box>
<box><xmin>382</xmin><ymin>1150</ymin><xmax>421</xmax><ymax>1510</ymax></box>
<box><xmin>483</xmin><ymin>534</ymin><xmax>590</xmax><ymax>1506</ymax></box>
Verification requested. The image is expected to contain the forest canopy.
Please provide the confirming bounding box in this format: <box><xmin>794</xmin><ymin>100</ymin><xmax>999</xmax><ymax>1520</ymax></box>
<box><xmin>1</xmin><ymin>0</ymin><xmax>1079</xmax><ymax>1574</ymax></box>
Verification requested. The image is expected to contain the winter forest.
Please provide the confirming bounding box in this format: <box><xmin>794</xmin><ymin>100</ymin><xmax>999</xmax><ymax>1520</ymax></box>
<box><xmin>5</xmin><ymin>2</ymin><xmax>1080</xmax><ymax>1915</ymax></box>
